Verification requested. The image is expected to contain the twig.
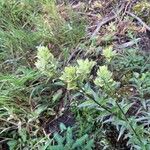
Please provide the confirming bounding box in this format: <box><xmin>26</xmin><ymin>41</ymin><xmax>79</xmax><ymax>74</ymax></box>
<box><xmin>0</xmin><ymin>138</ymin><xmax>11</xmax><ymax>144</ymax></box>
<box><xmin>90</xmin><ymin>16</ymin><xmax>116</xmax><ymax>39</ymax></box>
<box><xmin>115</xmin><ymin>38</ymin><xmax>141</xmax><ymax>49</ymax></box>
<box><xmin>120</xmin><ymin>1</ymin><xmax>131</xmax><ymax>21</ymax></box>
<box><xmin>126</xmin><ymin>12</ymin><xmax>150</xmax><ymax>31</ymax></box>
<box><xmin>90</xmin><ymin>4</ymin><xmax>125</xmax><ymax>39</ymax></box>
<box><xmin>78</xmin><ymin>12</ymin><xmax>99</xmax><ymax>18</ymax></box>
<box><xmin>0</xmin><ymin>118</ymin><xmax>18</xmax><ymax>126</ymax></box>
<box><xmin>66</xmin><ymin>42</ymin><xmax>84</xmax><ymax>64</ymax></box>
<box><xmin>66</xmin><ymin>49</ymin><xmax>81</xmax><ymax>64</ymax></box>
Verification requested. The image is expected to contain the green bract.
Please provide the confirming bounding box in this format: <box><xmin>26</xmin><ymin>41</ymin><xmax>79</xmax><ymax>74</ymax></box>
<box><xmin>60</xmin><ymin>59</ymin><xmax>96</xmax><ymax>90</ymax></box>
<box><xmin>35</xmin><ymin>46</ymin><xmax>57</xmax><ymax>77</ymax></box>
<box><xmin>103</xmin><ymin>46</ymin><xmax>116</xmax><ymax>61</ymax></box>
<box><xmin>60</xmin><ymin>66</ymin><xmax>78</xmax><ymax>90</ymax></box>
<box><xmin>94</xmin><ymin>66</ymin><xmax>114</xmax><ymax>88</ymax></box>
<box><xmin>76</xmin><ymin>59</ymin><xmax>96</xmax><ymax>81</ymax></box>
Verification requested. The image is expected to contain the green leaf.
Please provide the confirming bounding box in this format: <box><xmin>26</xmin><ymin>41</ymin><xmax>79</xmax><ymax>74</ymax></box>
<box><xmin>52</xmin><ymin>89</ymin><xmax>63</xmax><ymax>102</ymax></box>
<box><xmin>7</xmin><ymin>140</ymin><xmax>17</xmax><ymax>150</ymax></box>
<box><xmin>60</xmin><ymin>123</ymin><xmax>67</xmax><ymax>132</ymax></box>
<box><xmin>78</xmin><ymin>100</ymin><xmax>98</xmax><ymax>108</ymax></box>
<box><xmin>72</xmin><ymin>134</ymin><xmax>88</xmax><ymax>148</ymax></box>
<box><xmin>18</xmin><ymin>128</ymin><xmax>27</xmax><ymax>142</ymax></box>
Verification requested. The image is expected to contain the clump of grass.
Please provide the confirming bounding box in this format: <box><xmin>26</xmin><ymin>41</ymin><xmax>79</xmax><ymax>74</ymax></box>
<box><xmin>0</xmin><ymin>0</ymin><xmax>86</xmax><ymax>71</ymax></box>
<box><xmin>3</xmin><ymin>1</ymin><xmax>150</xmax><ymax>149</ymax></box>
<box><xmin>35</xmin><ymin>2</ymin><xmax>86</xmax><ymax>48</ymax></box>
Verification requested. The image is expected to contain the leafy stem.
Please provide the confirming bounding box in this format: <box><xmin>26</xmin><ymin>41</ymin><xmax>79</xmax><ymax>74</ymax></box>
<box><xmin>115</xmin><ymin>102</ymin><xmax>142</xmax><ymax>144</ymax></box>
<box><xmin>79</xmin><ymin>88</ymin><xmax>112</xmax><ymax>114</ymax></box>
<box><xmin>78</xmin><ymin>86</ymin><xmax>143</xmax><ymax>145</ymax></box>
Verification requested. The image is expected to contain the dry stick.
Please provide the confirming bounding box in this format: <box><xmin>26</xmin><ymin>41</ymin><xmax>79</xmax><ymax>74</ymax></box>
<box><xmin>115</xmin><ymin>38</ymin><xmax>141</xmax><ymax>49</ymax></box>
<box><xmin>120</xmin><ymin>1</ymin><xmax>131</xmax><ymax>21</ymax></box>
<box><xmin>67</xmin><ymin>49</ymin><xmax>81</xmax><ymax>64</ymax></box>
<box><xmin>90</xmin><ymin>15</ymin><xmax>117</xmax><ymax>39</ymax></box>
<box><xmin>90</xmin><ymin>4</ymin><xmax>125</xmax><ymax>39</ymax></box>
<box><xmin>0</xmin><ymin>118</ymin><xmax>18</xmax><ymax>126</ymax></box>
<box><xmin>126</xmin><ymin>11</ymin><xmax>150</xmax><ymax>31</ymax></box>
<box><xmin>66</xmin><ymin>41</ymin><xmax>85</xmax><ymax>64</ymax></box>
<box><xmin>0</xmin><ymin>138</ymin><xmax>11</xmax><ymax>144</ymax></box>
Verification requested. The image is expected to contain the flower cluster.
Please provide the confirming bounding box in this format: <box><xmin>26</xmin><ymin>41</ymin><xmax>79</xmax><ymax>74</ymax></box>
<box><xmin>60</xmin><ymin>59</ymin><xmax>96</xmax><ymax>90</ymax></box>
<box><xmin>35</xmin><ymin>46</ymin><xmax>57</xmax><ymax>77</ymax></box>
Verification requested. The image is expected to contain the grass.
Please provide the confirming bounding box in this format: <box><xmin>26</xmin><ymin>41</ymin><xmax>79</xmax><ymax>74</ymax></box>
<box><xmin>0</xmin><ymin>0</ymin><xmax>86</xmax><ymax>71</ymax></box>
<box><xmin>0</xmin><ymin>1</ymin><xmax>88</xmax><ymax>149</ymax></box>
<box><xmin>0</xmin><ymin>0</ymin><xmax>150</xmax><ymax>150</ymax></box>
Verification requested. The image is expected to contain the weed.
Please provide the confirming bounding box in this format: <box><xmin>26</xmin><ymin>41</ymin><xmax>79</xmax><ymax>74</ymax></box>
<box><xmin>1</xmin><ymin>1</ymin><xmax>150</xmax><ymax>149</ymax></box>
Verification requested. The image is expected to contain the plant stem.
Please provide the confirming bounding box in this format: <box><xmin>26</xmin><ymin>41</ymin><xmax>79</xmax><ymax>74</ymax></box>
<box><xmin>102</xmin><ymin>78</ymin><xmax>143</xmax><ymax>144</ymax></box>
<box><xmin>79</xmin><ymin>88</ymin><xmax>112</xmax><ymax>114</ymax></box>
<box><xmin>78</xmin><ymin>86</ymin><xmax>143</xmax><ymax>145</ymax></box>
<box><xmin>115</xmin><ymin>101</ymin><xmax>142</xmax><ymax>144</ymax></box>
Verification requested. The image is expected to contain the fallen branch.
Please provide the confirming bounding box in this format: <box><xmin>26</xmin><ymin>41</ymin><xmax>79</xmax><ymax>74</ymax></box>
<box><xmin>90</xmin><ymin>4</ymin><xmax>125</xmax><ymax>39</ymax></box>
<box><xmin>0</xmin><ymin>138</ymin><xmax>10</xmax><ymax>144</ymax></box>
<box><xmin>115</xmin><ymin>38</ymin><xmax>141</xmax><ymax>49</ymax></box>
<box><xmin>90</xmin><ymin>15</ymin><xmax>117</xmax><ymax>39</ymax></box>
<box><xmin>126</xmin><ymin>12</ymin><xmax>150</xmax><ymax>31</ymax></box>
